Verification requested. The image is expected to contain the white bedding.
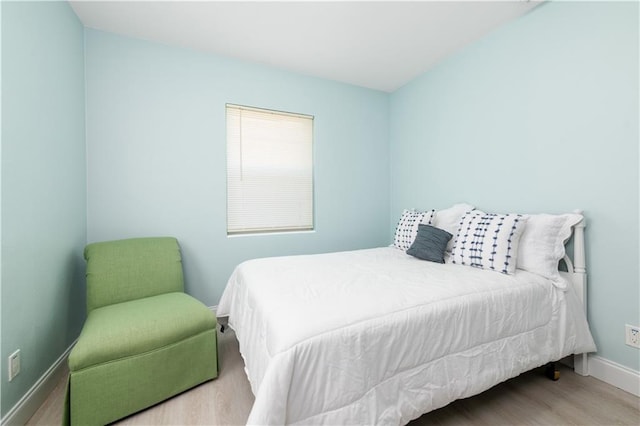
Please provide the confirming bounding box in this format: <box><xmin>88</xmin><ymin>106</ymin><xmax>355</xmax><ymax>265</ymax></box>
<box><xmin>217</xmin><ymin>247</ymin><xmax>596</xmax><ymax>425</ymax></box>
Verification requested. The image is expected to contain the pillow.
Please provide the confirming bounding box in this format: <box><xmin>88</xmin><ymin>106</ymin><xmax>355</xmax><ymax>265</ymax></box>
<box><xmin>407</xmin><ymin>224</ymin><xmax>453</xmax><ymax>263</ymax></box>
<box><xmin>450</xmin><ymin>212</ymin><xmax>527</xmax><ymax>274</ymax></box>
<box><xmin>517</xmin><ymin>213</ymin><xmax>583</xmax><ymax>285</ymax></box>
<box><xmin>432</xmin><ymin>203</ymin><xmax>475</xmax><ymax>253</ymax></box>
<box><xmin>392</xmin><ymin>209</ymin><xmax>435</xmax><ymax>251</ymax></box>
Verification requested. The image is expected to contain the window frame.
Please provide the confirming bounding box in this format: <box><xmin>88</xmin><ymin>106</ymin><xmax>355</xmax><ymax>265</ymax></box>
<box><xmin>225</xmin><ymin>103</ymin><xmax>315</xmax><ymax>236</ymax></box>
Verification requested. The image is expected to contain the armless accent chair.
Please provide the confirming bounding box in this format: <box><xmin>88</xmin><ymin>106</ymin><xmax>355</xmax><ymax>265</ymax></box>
<box><xmin>66</xmin><ymin>237</ymin><xmax>217</xmax><ymax>425</ymax></box>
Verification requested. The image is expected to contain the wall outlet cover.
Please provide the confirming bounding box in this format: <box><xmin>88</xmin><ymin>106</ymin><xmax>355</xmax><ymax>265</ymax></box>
<box><xmin>8</xmin><ymin>349</ymin><xmax>20</xmax><ymax>381</ymax></box>
<box><xmin>625</xmin><ymin>324</ymin><xmax>640</xmax><ymax>349</ymax></box>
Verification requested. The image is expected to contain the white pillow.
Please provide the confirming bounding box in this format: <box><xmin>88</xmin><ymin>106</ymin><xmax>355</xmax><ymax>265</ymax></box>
<box><xmin>517</xmin><ymin>213</ymin><xmax>583</xmax><ymax>285</ymax></box>
<box><xmin>450</xmin><ymin>212</ymin><xmax>527</xmax><ymax>275</ymax></box>
<box><xmin>432</xmin><ymin>203</ymin><xmax>475</xmax><ymax>252</ymax></box>
<box><xmin>392</xmin><ymin>209</ymin><xmax>435</xmax><ymax>251</ymax></box>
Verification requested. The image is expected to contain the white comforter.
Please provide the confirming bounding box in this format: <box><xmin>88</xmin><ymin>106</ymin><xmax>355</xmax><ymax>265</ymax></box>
<box><xmin>217</xmin><ymin>247</ymin><xmax>596</xmax><ymax>425</ymax></box>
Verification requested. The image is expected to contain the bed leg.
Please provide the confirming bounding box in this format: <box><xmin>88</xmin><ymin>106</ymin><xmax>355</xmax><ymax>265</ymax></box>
<box><xmin>220</xmin><ymin>324</ymin><xmax>225</xmax><ymax>333</ymax></box>
<box><xmin>545</xmin><ymin>362</ymin><xmax>560</xmax><ymax>381</ymax></box>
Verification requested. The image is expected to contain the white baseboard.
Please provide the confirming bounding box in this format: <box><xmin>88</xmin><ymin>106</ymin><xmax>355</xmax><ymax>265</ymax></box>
<box><xmin>588</xmin><ymin>355</ymin><xmax>640</xmax><ymax>397</ymax></box>
<box><xmin>1</xmin><ymin>341</ymin><xmax>75</xmax><ymax>426</ymax></box>
<box><xmin>209</xmin><ymin>305</ymin><xmax>217</xmax><ymax>315</ymax></box>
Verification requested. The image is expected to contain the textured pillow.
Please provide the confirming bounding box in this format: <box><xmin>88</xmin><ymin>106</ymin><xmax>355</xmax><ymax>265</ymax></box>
<box><xmin>517</xmin><ymin>213</ymin><xmax>583</xmax><ymax>285</ymax></box>
<box><xmin>451</xmin><ymin>212</ymin><xmax>527</xmax><ymax>274</ymax></box>
<box><xmin>393</xmin><ymin>209</ymin><xmax>435</xmax><ymax>251</ymax></box>
<box><xmin>432</xmin><ymin>203</ymin><xmax>475</xmax><ymax>253</ymax></box>
<box><xmin>407</xmin><ymin>224</ymin><xmax>453</xmax><ymax>263</ymax></box>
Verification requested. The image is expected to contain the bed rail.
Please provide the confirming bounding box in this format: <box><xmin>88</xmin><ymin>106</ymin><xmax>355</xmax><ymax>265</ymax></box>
<box><xmin>570</xmin><ymin>210</ymin><xmax>589</xmax><ymax>376</ymax></box>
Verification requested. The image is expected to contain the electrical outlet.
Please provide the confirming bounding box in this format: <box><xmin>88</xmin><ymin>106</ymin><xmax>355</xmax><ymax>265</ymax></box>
<box><xmin>625</xmin><ymin>324</ymin><xmax>640</xmax><ymax>349</ymax></box>
<box><xmin>8</xmin><ymin>350</ymin><xmax>20</xmax><ymax>381</ymax></box>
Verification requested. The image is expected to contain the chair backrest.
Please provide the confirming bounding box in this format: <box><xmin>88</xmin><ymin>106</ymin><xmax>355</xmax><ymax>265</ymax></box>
<box><xmin>84</xmin><ymin>237</ymin><xmax>184</xmax><ymax>312</ymax></box>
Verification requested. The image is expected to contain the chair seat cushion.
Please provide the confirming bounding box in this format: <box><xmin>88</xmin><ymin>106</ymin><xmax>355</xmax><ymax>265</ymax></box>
<box><xmin>69</xmin><ymin>292</ymin><xmax>216</xmax><ymax>371</ymax></box>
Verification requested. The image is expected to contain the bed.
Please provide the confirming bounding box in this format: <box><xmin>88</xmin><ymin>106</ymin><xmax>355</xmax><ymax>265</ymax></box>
<box><xmin>217</xmin><ymin>205</ymin><xmax>596</xmax><ymax>425</ymax></box>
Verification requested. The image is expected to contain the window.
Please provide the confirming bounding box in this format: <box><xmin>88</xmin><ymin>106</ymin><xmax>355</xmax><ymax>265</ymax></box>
<box><xmin>226</xmin><ymin>104</ymin><xmax>314</xmax><ymax>235</ymax></box>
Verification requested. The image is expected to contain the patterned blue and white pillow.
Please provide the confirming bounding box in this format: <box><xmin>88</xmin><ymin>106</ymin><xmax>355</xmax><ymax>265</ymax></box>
<box><xmin>450</xmin><ymin>212</ymin><xmax>527</xmax><ymax>274</ymax></box>
<box><xmin>393</xmin><ymin>209</ymin><xmax>436</xmax><ymax>251</ymax></box>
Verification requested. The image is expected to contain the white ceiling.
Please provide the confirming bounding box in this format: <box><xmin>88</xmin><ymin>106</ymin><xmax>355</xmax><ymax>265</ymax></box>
<box><xmin>69</xmin><ymin>0</ymin><xmax>542</xmax><ymax>92</ymax></box>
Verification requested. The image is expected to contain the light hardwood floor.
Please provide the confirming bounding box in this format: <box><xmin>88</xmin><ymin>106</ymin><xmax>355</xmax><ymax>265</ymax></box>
<box><xmin>27</xmin><ymin>329</ymin><xmax>639</xmax><ymax>425</ymax></box>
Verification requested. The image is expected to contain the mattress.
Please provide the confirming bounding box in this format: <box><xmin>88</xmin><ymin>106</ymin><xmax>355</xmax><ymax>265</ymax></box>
<box><xmin>217</xmin><ymin>247</ymin><xmax>596</xmax><ymax>425</ymax></box>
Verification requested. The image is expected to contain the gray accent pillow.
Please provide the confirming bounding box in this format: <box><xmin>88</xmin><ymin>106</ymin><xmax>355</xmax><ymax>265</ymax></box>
<box><xmin>406</xmin><ymin>224</ymin><xmax>452</xmax><ymax>264</ymax></box>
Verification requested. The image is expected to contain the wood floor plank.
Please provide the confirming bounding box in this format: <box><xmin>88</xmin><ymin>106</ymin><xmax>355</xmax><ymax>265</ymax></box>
<box><xmin>26</xmin><ymin>329</ymin><xmax>639</xmax><ymax>425</ymax></box>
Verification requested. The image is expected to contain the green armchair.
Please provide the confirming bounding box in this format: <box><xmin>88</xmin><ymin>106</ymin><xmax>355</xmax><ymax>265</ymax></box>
<box><xmin>66</xmin><ymin>237</ymin><xmax>217</xmax><ymax>425</ymax></box>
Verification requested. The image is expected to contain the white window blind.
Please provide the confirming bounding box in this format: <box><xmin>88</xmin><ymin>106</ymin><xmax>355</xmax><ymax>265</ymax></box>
<box><xmin>226</xmin><ymin>104</ymin><xmax>314</xmax><ymax>235</ymax></box>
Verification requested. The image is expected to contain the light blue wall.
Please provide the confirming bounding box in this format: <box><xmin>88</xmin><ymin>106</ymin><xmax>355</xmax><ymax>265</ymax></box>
<box><xmin>390</xmin><ymin>1</ymin><xmax>639</xmax><ymax>371</ymax></box>
<box><xmin>84</xmin><ymin>29</ymin><xmax>390</xmax><ymax>305</ymax></box>
<box><xmin>1</xmin><ymin>0</ymin><xmax>86</xmax><ymax>417</ymax></box>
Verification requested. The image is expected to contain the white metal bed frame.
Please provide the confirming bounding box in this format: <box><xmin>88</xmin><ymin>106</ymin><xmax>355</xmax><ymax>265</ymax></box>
<box><xmin>562</xmin><ymin>210</ymin><xmax>589</xmax><ymax>376</ymax></box>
